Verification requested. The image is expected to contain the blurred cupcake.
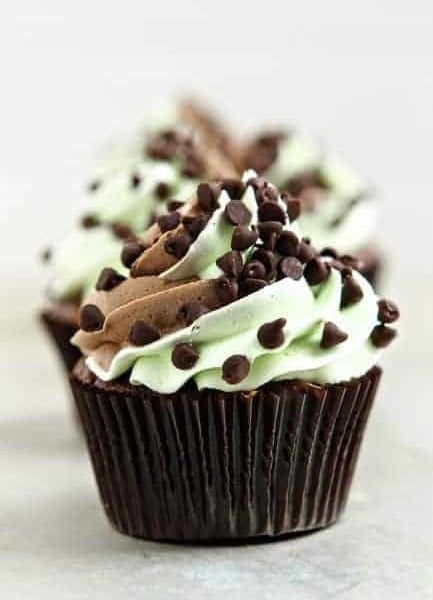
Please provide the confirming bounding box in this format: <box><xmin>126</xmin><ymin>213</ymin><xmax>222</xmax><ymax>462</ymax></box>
<box><xmin>40</xmin><ymin>103</ymin><xmax>237</xmax><ymax>372</ymax></box>
<box><xmin>242</xmin><ymin>130</ymin><xmax>381</xmax><ymax>284</ymax></box>
<box><xmin>70</xmin><ymin>170</ymin><xmax>399</xmax><ymax>542</ymax></box>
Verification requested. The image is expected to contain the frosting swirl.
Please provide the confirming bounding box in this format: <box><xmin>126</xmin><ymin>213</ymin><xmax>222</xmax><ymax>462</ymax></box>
<box><xmin>72</xmin><ymin>171</ymin><xmax>398</xmax><ymax>393</ymax></box>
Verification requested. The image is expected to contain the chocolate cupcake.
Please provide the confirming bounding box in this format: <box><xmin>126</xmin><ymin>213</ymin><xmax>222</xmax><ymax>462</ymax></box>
<box><xmin>41</xmin><ymin>106</ymin><xmax>237</xmax><ymax>373</ymax></box>
<box><xmin>242</xmin><ymin>130</ymin><xmax>381</xmax><ymax>285</ymax></box>
<box><xmin>70</xmin><ymin>171</ymin><xmax>399</xmax><ymax>542</ymax></box>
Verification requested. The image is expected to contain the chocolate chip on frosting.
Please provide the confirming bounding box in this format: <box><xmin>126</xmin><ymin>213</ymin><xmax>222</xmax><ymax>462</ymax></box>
<box><xmin>277</xmin><ymin>257</ymin><xmax>304</xmax><ymax>280</ymax></box>
<box><xmin>246</xmin><ymin>176</ymin><xmax>268</xmax><ymax>191</ymax></box>
<box><xmin>221</xmin><ymin>178</ymin><xmax>245</xmax><ymax>200</ymax></box>
<box><xmin>87</xmin><ymin>180</ymin><xmax>101</xmax><ymax>193</ymax></box>
<box><xmin>231</xmin><ymin>225</ymin><xmax>258</xmax><ymax>251</ymax></box>
<box><xmin>320</xmin><ymin>322</ymin><xmax>348</xmax><ymax>349</ymax></box>
<box><xmin>257</xmin><ymin>318</ymin><xmax>287</xmax><ymax>349</ymax></box>
<box><xmin>255</xmin><ymin>185</ymin><xmax>279</xmax><ymax>205</ymax></box>
<box><xmin>172</xmin><ymin>343</ymin><xmax>199</xmax><ymax>369</ymax></box>
<box><xmin>303</xmin><ymin>257</ymin><xmax>330</xmax><ymax>286</ymax></box>
<box><xmin>239</xmin><ymin>277</ymin><xmax>268</xmax><ymax>296</ymax></box>
<box><xmin>81</xmin><ymin>214</ymin><xmax>100</xmax><ymax>229</ymax></box>
<box><xmin>297</xmin><ymin>240</ymin><xmax>317</xmax><ymax>264</ymax></box>
<box><xmin>320</xmin><ymin>246</ymin><xmax>338</xmax><ymax>259</ymax></box>
<box><xmin>130</xmin><ymin>173</ymin><xmax>141</xmax><ymax>188</ymax></box>
<box><xmin>257</xmin><ymin>201</ymin><xmax>286</xmax><ymax>224</ymax></box>
<box><xmin>340</xmin><ymin>276</ymin><xmax>364</xmax><ymax>308</ymax></box>
<box><xmin>216</xmin><ymin>277</ymin><xmax>239</xmax><ymax>305</ymax></box>
<box><xmin>155</xmin><ymin>181</ymin><xmax>170</xmax><ymax>200</ymax></box>
<box><xmin>182</xmin><ymin>215</ymin><xmax>208</xmax><ymax>239</ymax></box>
<box><xmin>216</xmin><ymin>250</ymin><xmax>243</xmax><ymax>277</ymax></box>
<box><xmin>370</xmin><ymin>324</ymin><xmax>397</xmax><ymax>348</ymax></box>
<box><xmin>179</xmin><ymin>301</ymin><xmax>209</xmax><ymax>325</ymax></box>
<box><xmin>129</xmin><ymin>320</ymin><xmax>161</xmax><ymax>346</ymax></box>
<box><xmin>224</xmin><ymin>200</ymin><xmax>252</xmax><ymax>226</ymax></box>
<box><xmin>164</xmin><ymin>232</ymin><xmax>192</xmax><ymax>259</ymax></box>
<box><xmin>95</xmin><ymin>267</ymin><xmax>126</xmax><ymax>292</ymax></box>
<box><xmin>197</xmin><ymin>182</ymin><xmax>221</xmax><ymax>212</ymax></box>
<box><xmin>121</xmin><ymin>240</ymin><xmax>146</xmax><ymax>268</ymax></box>
<box><xmin>167</xmin><ymin>200</ymin><xmax>184</xmax><ymax>212</ymax></box>
<box><xmin>222</xmin><ymin>355</ymin><xmax>250</xmax><ymax>384</ymax></box>
<box><xmin>275</xmin><ymin>230</ymin><xmax>300</xmax><ymax>257</ymax></box>
<box><xmin>157</xmin><ymin>211</ymin><xmax>181</xmax><ymax>233</ymax></box>
<box><xmin>111</xmin><ymin>222</ymin><xmax>134</xmax><ymax>240</ymax></box>
<box><xmin>241</xmin><ymin>260</ymin><xmax>267</xmax><ymax>280</ymax></box>
<box><xmin>257</xmin><ymin>221</ymin><xmax>283</xmax><ymax>250</ymax></box>
<box><xmin>377</xmin><ymin>299</ymin><xmax>400</xmax><ymax>324</ymax></box>
<box><xmin>80</xmin><ymin>304</ymin><xmax>105</xmax><ymax>332</ymax></box>
<box><xmin>281</xmin><ymin>193</ymin><xmax>301</xmax><ymax>222</ymax></box>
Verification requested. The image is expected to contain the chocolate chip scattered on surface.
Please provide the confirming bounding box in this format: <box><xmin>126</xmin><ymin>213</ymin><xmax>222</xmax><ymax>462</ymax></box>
<box><xmin>304</xmin><ymin>257</ymin><xmax>330</xmax><ymax>286</ymax></box>
<box><xmin>216</xmin><ymin>277</ymin><xmax>239</xmax><ymax>305</ymax></box>
<box><xmin>81</xmin><ymin>214</ymin><xmax>100</xmax><ymax>229</ymax></box>
<box><xmin>80</xmin><ymin>304</ymin><xmax>105</xmax><ymax>332</ymax></box>
<box><xmin>370</xmin><ymin>324</ymin><xmax>397</xmax><ymax>348</ymax></box>
<box><xmin>164</xmin><ymin>232</ymin><xmax>192</xmax><ymax>259</ymax></box>
<box><xmin>277</xmin><ymin>257</ymin><xmax>304</xmax><ymax>280</ymax></box>
<box><xmin>121</xmin><ymin>240</ymin><xmax>146</xmax><ymax>268</ymax></box>
<box><xmin>222</xmin><ymin>354</ymin><xmax>251</xmax><ymax>384</ymax></box>
<box><xmin>340</xmin><ymin>276</ymin><xmax>364</xmax><ymax>308</ymax></box>
<box><xmin>157</xmin><ymin>211</ymin><xmax>181</xmax><ymax>233</ymax></box>
<box><xmin>224</xmin><ymin>200</ymin><xmax>252</xmax><ymax>226</ymax></box>
<box><xmin>320</xmin><ymin>322</ymin><xmax>348</xmax><ymax>349</ymax></box>
<box><xmin>179</xmin><ymin>301</ymin><xmax>209</xmax><ymax>325</ymax></box>
<box><xmin>172</xmin><ymin>343</ymin><xmax>199</xmax><ymax>369</ymax></box>
<box><xmin>239</xmin><ymin>277</ymin><xmax>268</xmax><ymax>296</ymax></box>
<box><xmin>182</xmin><ymin>215</ymin><xmax>208</xmax><ymax>238</ymax></box>
<box><xmin>129</xmin><ymin>321</ymin><xmax>161</xmax><ymax>346</ymax></box>
<box><xmin>241</xmin><ymin>260</ymin><xmax>267</xmax><ymax>280</ymax></box>
<box><xmin>257</xmin><ymin>318</ymin><xmax>287</xmax><ymax>349</ymax></box>
<box><xmin>258</xmin><ymin>201</ymin><xmax>286</xmax><ymax>224</ymax></box>
<box><xmin>197</xmin><ymin>182</ymin><xmax>221</xmax><ymax>212</ymax></box>
<box><xmin>95</xmin><ymin>268</ymin><xmax>126</xmax><ymax>292</ymax></box>
<box><xmin>130</xmin><ymin>173</ymin><xmax>141</xmax><ymax>188</ymax></box>
<box><xmin>231</xmin><ymin>225</ymin><xmax>258</xmax><ymax>251</ymax></box>
<box><xmin>377</xmin><ymin>299</ymin><xmax>400</xmax><ymax>324</ymax></box>
<box><xmin>216</xmin><ymin>250</ymin><xmax>243</xmax><ymax>277</ymax></box>
<box><xmin>155</xmin><ymin>181</ymin><xmax>170</xmax><ymax>200</ymax></box>
<box><xmin>275</xmin><ymin>230</ymin><xmax>300</xmax><ymax>257</ymax></box>
<box><xmin>221</xmin><ymin>178</ymin><xmax>245</xmax><ymax>200</ymax></box>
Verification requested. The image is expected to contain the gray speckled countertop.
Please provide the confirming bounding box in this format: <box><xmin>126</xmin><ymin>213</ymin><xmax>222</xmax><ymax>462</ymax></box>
<box><xmin>1</xmin><ymin>286</ymin><xmax>432</xmax><ymax>599</ymax></box>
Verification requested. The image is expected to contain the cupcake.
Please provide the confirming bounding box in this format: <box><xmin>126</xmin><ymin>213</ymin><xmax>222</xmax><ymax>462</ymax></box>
<box><xmin>242</xmin><ymin>130</ymin><xmax>381</xmax><ymax>284</ymax></box>
<box><xmin>70</xmin><ymin>170</ymin><xmax>399</xmax><ymax>542</ymax></box>
<box><xmin>41</xmin><ymin>106</ymin><xmax>237</xmax><ymax>372</ymax></box>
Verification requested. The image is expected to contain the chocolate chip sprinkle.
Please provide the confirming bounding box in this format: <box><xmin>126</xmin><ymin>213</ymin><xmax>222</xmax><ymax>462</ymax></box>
<box><xmin>377</xmin><ymin>299</ymin><xmax>400</xmax><ymax>324</ymax></box>
<box><xmin>164</xmin><ymin>232</ymin><xmax>192</xmax><ymax>259</ymax></box>
<box><xmin>297</xmin><ymin>240</ymin><xmax>317</xmax><ymax>264</ymax></box>
<box><xmin>320</xmin><ymin>322</ymin><xmax>348</xmax><ymax>349</ymax></box>
<box><xmin>197</xmin><ymin>182</ymin><xmax>220</xmax><ymax>212</ymax></box>
<box><xmin>222</xmin><ymin>355</ymin><xmax>250</xmax><ymax>384</ymax></box>
<box><xmin>231</xmin><ymin>225</ymin><xmax>258</xmax><ymax>251</ymax></box>
<box><xmin>282</xmin><ymin>195</ymin><xmax>301</xmax><ymax>222</ymax></box>
<box><xmin>257</xmin><ymin>221</ymin><xmax>283</xmax><ymax>250</ymax></box>
<box><xmin>257</xmin><ymin>318</ymin><xmax>287</xmax><ymax>349</ymax></box>
<box><xmin>277</xmin><ymin>257</ymin><xmax>304</xmax><ymax>280</ymax></box>
<box><xmin>157</xmin><ymin>211</ymin><xmax>181</xmax><ymax>233</ymax></box>
<box><xmin>370</xmin><ymin>324</ymin><xmax>397</xmax><ymax>348</ymax></box>
<box><xmin>246</xmin><ymin>176</ymin><xmax>268</xmax><ymax>191</ymax></box>
<box><xmin>81</xmin><ymin>214</ymin><xmax>100</xmax><ymax>229</ymax></box>
<box><xmin>275</xmin><ymin>230</ymin><xmax>300</xmax><ymax>257</ymax></box>
<box><xmin>216</xmin><ymin>250</ymin><xmax>243</xmax><ymax>277</ymax></box>
<box><xmin>80</xmin><ymin>304</ymin><xmax>105</xmax><ymax>332</ymax></box>
<box><xmin>216</xmin><ymin>277</ymin><xmax>239</xmax><ymax>305</ymax></box>
<box><xmin>239</xmin><ymin>277</ymin><xmax>268</xmax><ymax>296</ymax></box>
<box><xmin>251</xmin><ymin>249</ymin><xmax>276</xmax><ymax>280</ymax></box>
<box><xmin>255</xmin><ymin>185</ymin><xmax>279</xmax><ymax>205</ymax></box>
<box><xmin>221</xmin><ymin>178</ymin><xmax>245</xmax><ymax>200</ymax></box>
<box><xmin>320</xmin><ymin>246</ymin><xmax>338</xmax><ymax>259</ymax></box>
<box><xmin>340</xmin><ymin>276</ymin><xmax>364</xmax><ymax>308</ymax></box>
<box><xmin>224</xmin><ymin>200</ymin><xmax>252</xmax><ymax>226</ymax></box>
<box><xmin>129</xmin><ymin>321</ymin><xmax>161</xmax><ymax>346</ymax></box>
<box><xmin>182</xmin><ymin>214</ymin><xmax>208</xmax><ymax>239</ymax></box>
<box><xmin>167</xmin><ymin>200</ymin><xmax>184</xmax><ymax>212</ymax></box>
<box><xmin>111</xmin><ymin>222</ymin><xmax>134</xmax><ymax>240</ymax></box>
<box><xmin>179</xmin><ymin>301</ymin><xmax>209</xmax><ymax>326</ymax></box>
<box><xmin>258</xmin><ymin>201</ymin><xmax>286</xmax><ymax>224</ymax></box>
<box><xmin>172</xmin><ymin>343</ymin><xmax>199</xmax><ymax>369</ymax></box>
<box><xmin>95</xmin><ymin>267</ymin><xmax>126</xmax><ymax>292</ymax></box>
<box><xmin>304</xmin><ymin>257</ymin><xmax>330</xmax><ymax>286</ymax></box>
<box><xmin>87</xmin><ymin>180</ymin><xmax>101</xmax><ymax>193</ymax></box>
<box><xmin>121</xmin><ymin>240</ymin><xmax>146</xmax><ymax>268</ymax></box>
<box><xmin>130</xmin><ymin>173</ymin><xmax>141</xmax><ymax>188</ymax></box>
<box><xmin>241</xmin><ymin>260</ymin><xmax>267</xmax><ymax>280</ymax></box>
<box><xmin>155</xmin><ymin>181</ymin><xmax>170</xmax><ymax>200</ymax></box>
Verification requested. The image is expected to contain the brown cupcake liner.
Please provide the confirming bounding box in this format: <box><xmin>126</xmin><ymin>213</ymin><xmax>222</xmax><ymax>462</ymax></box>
<box><xmin>40</xmin><ymin>307</ymin><xmax>81</xmax><ymax>372</ymax></box>
<box><xmin>71</xmin><ymin>362</ymin><xmax>381</xmax><ymax>542</ymax></box>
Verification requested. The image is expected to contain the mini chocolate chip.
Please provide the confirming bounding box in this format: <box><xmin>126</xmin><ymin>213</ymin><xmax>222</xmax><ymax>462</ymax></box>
<box><xmin>81</xmin><ymin>214</ymin><xmax>100</xmax><ymax>228</ymax></box>
<box><xmin>239</xmin><ymin>278</ymin><xmax>268</xmax><ymax>296</ymax></box>
<box><xmin>157</xmin><ymin>211</ymin><xmax>181</xmax><ymax>233</ymax></box>
<box><xmin>340</xmin><ymin>254</ymin><xmax>362</xmax><ymax>271</ymax></box>
<box><xmin>257</xmin><ymin>318</ymin><xmax>287</xmax><ymax>349</ymax></box>
<box><xmin>258</xmin><ymin>201</ymin><xmax>286</xmax><ymax>224</ymax></box>
<box><xmin>111</xmin><ymin>222</ymin><xmax>134</xmax><ymax>240</ymax></box>
<box><xmin>182</xmin><ymin>215</ymin><xmax>208</xmax><ymax>239</ymax></box>
<box><xmin>222</xmin><ymin>355</ymin><xmax>250</xmax><ymax>384</ymax></box>
<box><xmin>255</xmin><ymin>185</ymin><xmax>279</xmax><ymax>204</ymax></box>
<box><xmin>129</xmin><ymin>321</ymin><xmax>161</xmax><ymax>346</ymax></box>
<box><xmin>284</xmin><ymin>196</ymin><xmax>301</xmax><ymax>222</ymax></box>
<box><xmin>277</xmin><ymin>257</ymin><xmax>304</xmax><ymax>280</ymax></box>
<box><xmin>251</xmin><ymin>249</ymin><xmax>276</xmax><ymax>280</ymax></box>
<box><xmin>88</xmin><ymin>180</ymin><xmax>101</xmax><ymax>193</ymax></box>
<box><xmin>377</xmin><ymin>299</ymin><xmax>400</xmax><ymax>324</ymax></box>
<box><xmin>304</xmin><ymin>258</ymin><xmax>330</xmax><ymax>286</ymax></box>
<box><xmin>95</xmin><ymin>267</ymin><xmax>126</xmax><ymax>292</ymax></box>
<box><xmin>164</xmin><ymin>232</ymin><xmax>192</xmax><ymax>259</ymax></box>
<box><xmin>241</xmin><ymin>260</ymin><xmax>267</xmax><ymax>280</ymax></box>
<box><xmin>216</xmin><ymin>250</ymin><xmax>243</xmax><ymax>277</ymax></box>
<box><xmin>216</xmin><ymin>277</ymin><xmax>239</xmax><ymax>305</ymax></box>
<box><xmin>221</xmin><ymin>178</ymin><xmax>245</xmax><ymax>200</ymax></box>
<box><xmin>320</xmin><ymin>322</ymin><xmax>348</xmax><ymax>349</ymax></box>
<box><xmin>370</xmin><ymin>325</ymin><xmax>397</xmax><ymax>348</ymax></box>
<box><xmin>341</xmin><ymin>276</ymin><xmax>364</xmax><ymax>308</ymax></box>
<box><xmin>246</xmin><ymin>176</ymin><xmax>268</xmax><ymax>191</ymax></box>
<box><xmin>172</xmin><ymin>343</ymin><xmax>199</xmax><ymax>369</ymax></box>
<box><xmin>331</xmin><ymin>260</ymin><xmax>353</xmax><ymax>279</ymax></box>
<box><xmin>275</xmin><ymin>230</ymin><xmax>300</xmax><ymax>257</ymax></box>
<box><xmin>231</xmin><ymin>225</ymin><xmax>258</xmax><ymax>251</ymax></box>
<box><xmin>179</xmin><ymin>301</ymin><xmax>209</xmax><ymax>325</ymax></box>
<box><xmin>167</xmin><ymin>200</ymin><xmax>184</xmax><ymax>212</ymax></box>
<box><xmin>197</xmin><ymin>182</ymin><xmax>221</xmax><ymax>212</ymax></box>
<box><xmin>320</xmin><ymin>246</ymin><xmax>338</xmax><ymax>259</ymax></box>
<box><xmin>155</xmin><ymin>181</ymin><xmax>170</xmax><ymax>200</ymax></box>
<box><xmin>297</xmin><ymin>240</ymin><xmax>317</xmax><ymax>264</ymax></box>
<box><xmin>121</xmin><ymin>240</ymin><xmax>145</xmax><ymax>268</ymax></box>
<box><xmin>224</xmin><ymin>200</ymin><xmax>252</xmax><ymax>226</ymax></box>
<box><xmin>182</xmin><ymin>156</ymin><xmax>204</xmax><ymax>178</ymax></box>
<box><xmin>258</xmin><ymin>221</ymin><xmax>283</xmax><ymax>250</ymax></box>
<box><xmin>41</xmin><ymin>247</ymin><xmax>51</xmax><ymax>263</ymax></box>
<box><xmin>80</xmin><ymin>304</ymin><xmax>105</xmax><ymax>332</ymax></box>
<box><xmin>131</xmin><ymin>173</ymin><xmax>141</xmax><ymax>188</ymax></box>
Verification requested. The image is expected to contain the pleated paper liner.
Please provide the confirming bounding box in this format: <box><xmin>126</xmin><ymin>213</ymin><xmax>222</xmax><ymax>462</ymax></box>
<box><xmin>40</xmin><ymin>306</ymin><xmax>81</xmax><ymax>372</ymax></box>
<box><xmin>71</xmin><ymin>360</ymin><xmax>381</xmax><ymax>542</ymax></box>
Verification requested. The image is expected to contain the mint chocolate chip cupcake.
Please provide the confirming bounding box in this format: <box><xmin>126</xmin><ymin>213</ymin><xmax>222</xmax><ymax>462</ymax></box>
<box><xmin>41</xmin><ymin>109</ymin><xmax>237</xmax><ymax>372</ymax></box>
<box><xmin>242</xmin><ymin>130</ymin><xmax>381</xmax><ymax>285</ymax></box>
<box><xmin>70</xmin><ymin>170</ymin><xmax>398</xmax><ymax>542</ymax></box>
